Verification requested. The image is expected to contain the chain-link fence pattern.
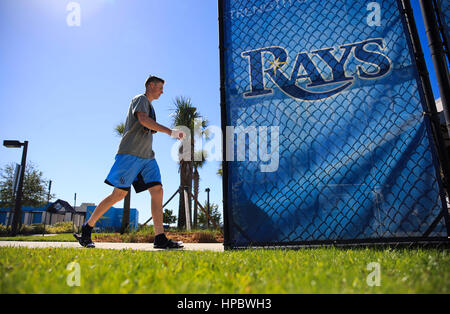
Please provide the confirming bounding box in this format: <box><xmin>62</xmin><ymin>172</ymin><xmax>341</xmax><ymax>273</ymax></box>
<box><xmin>220</xmin><ymin>0</ymin><xmax>449</xmax><ymax>247</ymax></box>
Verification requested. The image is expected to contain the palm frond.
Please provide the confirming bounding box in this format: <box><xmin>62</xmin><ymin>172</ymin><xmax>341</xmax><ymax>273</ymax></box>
<box><xmin>171</xmin><ymin>96</ymin><xmax>200</xmax><ymax>129</ymax></box>
<box><xmin>114</xmin><ymin>123</ymin><xmax>125</xmax><ymax>136</ymax></box>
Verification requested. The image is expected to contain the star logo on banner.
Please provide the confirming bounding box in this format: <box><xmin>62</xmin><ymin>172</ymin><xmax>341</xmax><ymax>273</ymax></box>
<box><xmin>267</xmin><ymin>57</ymin><xmax>286</xmax><ymax>76</ymax></box>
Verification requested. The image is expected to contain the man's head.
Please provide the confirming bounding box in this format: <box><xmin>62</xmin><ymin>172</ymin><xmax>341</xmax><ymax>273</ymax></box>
<box><xmin>145</xmin><ymin>75</ymin><xmax>165</xmax><ymax>100</ymax></box>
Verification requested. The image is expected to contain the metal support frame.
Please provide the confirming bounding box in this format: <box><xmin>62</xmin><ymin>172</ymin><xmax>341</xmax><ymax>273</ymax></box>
<box><xmin>401</xmin><ymin>0</ymin><xmax>450</xmax><ymax>235</ymax></box>
<box><xmin>142</xmin><ymin>187</ymin><xmax>180</xmax><ymax>226</ymax></box>
<box><xmin>142</xmin><ymin>186</ymin><xmax>222</xmax><ymax>232</ymax></box>
<box><xmin>419</xmin><ymin>0</ymin><xmax>450</xmax><ymax>140</ymax></box>
<box><xmin>186</xmin><ymin>188</ymin><xmax>220</xmax><ymax>230</ymax></box>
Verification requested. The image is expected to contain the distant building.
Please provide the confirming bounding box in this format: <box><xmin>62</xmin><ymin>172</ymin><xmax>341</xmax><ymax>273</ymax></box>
<box><xmin>0</xmin><ymin>206</ymin><xmax>46</xmax><ymax>226</ymax></box>
<box><xmin>73</xmin><ymin>203</ymin><xmax>95</xmax><ymax>227</ymax></box>
<box><xmin>0</xmin><ymin>203</ymin><xmax>89</xmax><ymax>227</ymax></box>
<box><xmin>0</xmin><ymin>202</ymin><xmax>139</xmax><ymax>232</ymax></box>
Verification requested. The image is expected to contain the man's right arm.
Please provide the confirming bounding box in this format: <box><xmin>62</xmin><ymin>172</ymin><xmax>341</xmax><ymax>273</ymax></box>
<box><xmin>136</xmin><ymin>112</ymin><xmax>185</xmax><ymax>139</ymax></box>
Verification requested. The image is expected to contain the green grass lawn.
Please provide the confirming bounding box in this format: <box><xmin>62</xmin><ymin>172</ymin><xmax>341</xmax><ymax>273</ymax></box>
<box><xmin>0</xmin><ymin>233</ymin><xmax>77</xmax><ymax>242</ymax></box>
<box><xmin>0</xmin><ymin>229</ymin><xmax>222</xmax><ymax>243</ymax></box>
<box><xmin>1</xmin><ymin>246</ymin><xmax>449</xmax><ymax>293</ymax></box>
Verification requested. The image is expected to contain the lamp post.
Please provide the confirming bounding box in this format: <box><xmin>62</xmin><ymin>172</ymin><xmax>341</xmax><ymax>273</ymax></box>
<box><xmin>3</xmin><ymin>140</ymin><xmax>28</xmax><ymax>236</ymax></box>
<box><xmin>205</xmin><ymin>188</ymin><xmax>210</xmax><ymax>229</ymax></box>
<box><xmin>43</xmin><ymin>180</ymin><xmax>52</xmax><ymax>236</ymax></box>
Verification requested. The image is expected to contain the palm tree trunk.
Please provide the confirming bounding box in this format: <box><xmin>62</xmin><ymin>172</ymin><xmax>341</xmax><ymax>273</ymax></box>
<box><xmin>193</xmin><ymin>168</ymin><xmax>199</xmax><ymax>229</ymax></box>
<box><xmin>177</xmin><ymin>160</ymin><xmax>192</xmax><ymax>229</ymax></box>
<box><xmin>178</xmin><ymin>161</ymin><xmax>187</xmax><ymax>229</ymax></box>
<box><xmin>120</xmin><ymin>192</ymin><xmax>131</xmax><ymax>234</ymax></box>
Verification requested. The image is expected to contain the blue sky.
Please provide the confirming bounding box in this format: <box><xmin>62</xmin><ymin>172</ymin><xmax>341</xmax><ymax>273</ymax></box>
<box><xmin>0</xmin><ymin>0</ymin><xmax>442</xmax><ymax>224</ymax></box>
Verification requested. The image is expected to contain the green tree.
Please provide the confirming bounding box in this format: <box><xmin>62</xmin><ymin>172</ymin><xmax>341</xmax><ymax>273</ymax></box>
<box><xmin>115</xmin><ymin>122</ymin><xmax>131</xmax><ymax>234</ymax></box>
<box><xmin>197</xmin><ymin>202</ymin><xmax>221</xmax><ymax>229</ymax></box>
<box><xmin>0</xmin><ymin>162</ymin><xmax>54</xmax><ymax>209</ymax></box>
<box><xmin>163</xmin><ymin>208</ymin><xmax>177</xmax><ymax>225</ymax></box>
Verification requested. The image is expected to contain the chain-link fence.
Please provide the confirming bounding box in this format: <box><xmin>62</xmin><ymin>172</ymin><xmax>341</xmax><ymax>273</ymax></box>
<box><xmin>219</xmin><ymin>0</ymin><xmax>450</xmax><ymax>248</ymax></box>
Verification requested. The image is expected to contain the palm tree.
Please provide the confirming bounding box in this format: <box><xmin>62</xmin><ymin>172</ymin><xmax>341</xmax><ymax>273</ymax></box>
<box><xmin>171</xmin><ymin>96</ymin><xmax>206</xmax><ymax>229</ymax></box>
<box><xmin>114</xmin><ymin>123</ymin><xmax>131</xmax><ymax>234</ymax></box>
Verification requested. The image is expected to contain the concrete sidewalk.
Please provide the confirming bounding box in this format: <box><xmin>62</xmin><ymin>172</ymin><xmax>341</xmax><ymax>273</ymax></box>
<box><xmin>0</xmin><ymin>241</ymin><xmax>224</xmax><ymax>252</ymax></box>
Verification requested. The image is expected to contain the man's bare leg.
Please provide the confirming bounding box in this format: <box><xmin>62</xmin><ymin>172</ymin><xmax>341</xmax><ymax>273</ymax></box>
<box><xmin>87</xmin><ymin>188</ymin><xmax>128</xmax><ymax>227</ymax></box>
<box><xmin>149</xmin><ymin>185</ymin><xmax>183</xmax><ymax>249</ymax></box>
<box><xmin>149</xmin><ymin>185</ymin><xmax>164</xmax><ymax>235</ymax></box>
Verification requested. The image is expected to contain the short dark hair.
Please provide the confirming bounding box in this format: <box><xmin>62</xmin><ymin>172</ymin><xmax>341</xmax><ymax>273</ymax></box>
<box><xmin>145</xmin><ymin>75</ymin><xmax>165</xmax><ymax>88</ymax></box>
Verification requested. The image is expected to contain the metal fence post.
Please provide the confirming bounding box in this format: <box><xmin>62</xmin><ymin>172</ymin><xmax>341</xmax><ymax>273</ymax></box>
<box><xmin>183</xmin><ymin>186</ymin><xmax>191</xmax><ymax>231</ymax></box>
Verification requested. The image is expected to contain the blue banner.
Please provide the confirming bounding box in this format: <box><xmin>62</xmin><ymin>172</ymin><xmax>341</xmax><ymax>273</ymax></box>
<box><xmin>221</xmin><ymin>0</ymin><xmax>448</xmax><ymax>247</ymax></box>
<box><xmin>86</xmin><ymin>206</ymin><xmax>138</xmax><ymax>232</ymax></box>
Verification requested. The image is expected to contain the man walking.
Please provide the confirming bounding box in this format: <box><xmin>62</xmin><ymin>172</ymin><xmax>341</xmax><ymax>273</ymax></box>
<box><xmin>74</xmin><ymin>75</ymin><xmax>185</xmax><ymax>249</ymax></box>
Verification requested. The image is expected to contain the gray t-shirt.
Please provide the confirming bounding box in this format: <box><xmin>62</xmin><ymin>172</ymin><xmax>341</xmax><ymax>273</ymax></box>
<box><xmin>117</xmin><ymin>94</ymin><xmax>155</xmax><ymax>159</ymax></box>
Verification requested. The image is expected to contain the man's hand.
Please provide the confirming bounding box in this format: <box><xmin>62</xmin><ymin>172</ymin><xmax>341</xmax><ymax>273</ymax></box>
<box><xmin>171</xmin><ymin>129</ymin><xmax>186</xmax><ymax>140</ymax></box>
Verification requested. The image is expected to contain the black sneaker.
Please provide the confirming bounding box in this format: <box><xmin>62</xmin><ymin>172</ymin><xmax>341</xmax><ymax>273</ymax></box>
<box><xmin>73</xmin><ymin>223</ymin><xmax>95</xmax><ymax>248</ymax></box>
<box><xmin>154</xmin><ymin>234</ymin><xmax>183</xmax><ymax>249</ymax></box>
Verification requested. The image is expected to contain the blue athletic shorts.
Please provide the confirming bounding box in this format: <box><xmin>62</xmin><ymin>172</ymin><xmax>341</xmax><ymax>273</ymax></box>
<box><xmin>105</xmin><ymin>154</ymin><xmax>162</xmax><ymax>193</ymax></box>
